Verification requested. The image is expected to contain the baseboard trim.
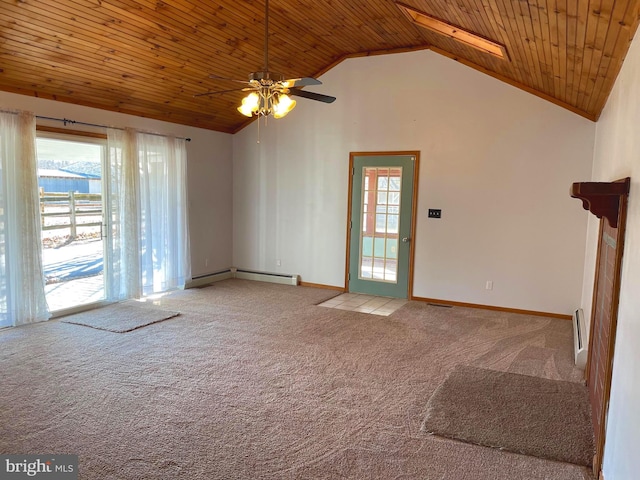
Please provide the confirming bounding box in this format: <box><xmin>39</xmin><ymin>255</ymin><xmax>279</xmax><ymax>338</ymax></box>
<box><xmin>411</xmin><ymin>296</ymin><xmax>572</xmax><ymax>320</ymax></box>
<box><xmin>186</xmin><ymin>270</ymin><xmax>233</xmax><ymax>288</ymax></box>
<box><xmin>188</xmin><ymin>273</ymin><xmax>570</xmax><ymax>319</ymax></box>
<box><xmin>299</xmin><ymin>281</ymin><xmax>345</xmax><ymax>292</ymax></box>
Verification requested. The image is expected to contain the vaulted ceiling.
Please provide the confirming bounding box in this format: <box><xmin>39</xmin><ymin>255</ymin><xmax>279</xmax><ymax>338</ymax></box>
<box><xmin>1</xmin><ymin>0</ymin><xmax>639</xmax><ymax>133</ymax></box>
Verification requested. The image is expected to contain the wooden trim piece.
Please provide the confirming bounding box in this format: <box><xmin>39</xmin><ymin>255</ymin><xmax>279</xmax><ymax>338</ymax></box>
<box><xmin>429</xmin><ymin>46</ymin><xmax>597</xmax><ymax>122</ymax></box>
<box><xmin>574</xmin><ymin>177</ymin><xmax>631</xmax><ymax>476</ymax></box>
<box><xmin>408</xmin><ymin>152</ymin><xmax>420</xmax><ymax>301</ymax></box>
<box><xmin>36</xmin><ymin>125</ymin><xmax>107</xmax><ymax>140</ymax></box>
<box><xmin>349</xmin><ymin>151</ymin><xmax>422</xmax><ymax>157</ymax></box>
<box><xmin>344</xmin><ymin>153</ymin><xmax>356</xmax><ymax>293</ymax></box>
<box><xmin>299</xmin><ymin>281</ymin><xmax>345</xmax><ymax>292</ymax></box>
<box><xmin>411</xmin><ymin>296</ymin><xmax>572</xmax><ymax>320</ymax></box>
<box><xmin>570</xmin><ymin>178</ymin><xmax>631</xmax><ymax>228</ymax></box>
<box><xmin>585</xmin><ymin>219</ymin><xmax>605</xmax><ymax>383</ymax></box>
<box><xmin>591</xmin><ymin>178</ymin><xmax>630</xmax><ymax>476</ymax></box>
<box><xmin>395</xmin><ymin>2</ymin><xmax>508</xmax><ymax>60</ymax></box>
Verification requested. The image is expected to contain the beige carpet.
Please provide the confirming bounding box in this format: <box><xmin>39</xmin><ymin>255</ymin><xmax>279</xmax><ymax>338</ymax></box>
<box><xmin>61</xmin><ymin>302</ymin><xmax>180</xmax><ymax>333</ymax></box>
<box><xmin>422</xmin><ymin>365</ymin><xmax>594</xmax><ymax>466</ymax></box>
<box><xmin>0</xmin><ymin>279</ymin><xmax>593</xmax><ymax>479</ymax></box>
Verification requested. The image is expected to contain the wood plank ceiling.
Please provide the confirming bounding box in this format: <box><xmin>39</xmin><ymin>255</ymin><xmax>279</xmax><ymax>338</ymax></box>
<box><xmin>0</xmin><ymin>0</ymin><xmax>639</xmax><ymax>133</ymax></box>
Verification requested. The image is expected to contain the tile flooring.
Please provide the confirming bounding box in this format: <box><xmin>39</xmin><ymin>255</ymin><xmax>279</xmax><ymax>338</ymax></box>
<box><xmin>318</xmin><ymin>293</ymin><xmax>408</xmax><ymax>316</ymax></box>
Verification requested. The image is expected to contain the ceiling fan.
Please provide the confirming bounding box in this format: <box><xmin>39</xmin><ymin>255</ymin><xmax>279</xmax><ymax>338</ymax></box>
<box><xmin>195</xmin><ymin>0</ymin><xmax>336</xmax><ymax>119</ymax></box>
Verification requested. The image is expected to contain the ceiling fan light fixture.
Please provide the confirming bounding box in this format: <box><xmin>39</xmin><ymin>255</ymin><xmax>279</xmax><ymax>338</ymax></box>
<box><xmin>273</xmin><ymin>94</ymin><xmax>296</xmax><ymax>119</ymax></box>
<box><xmin>237</xmin><ymin>92</ymin><xmax>260</xmax><ymax>117</ymax></box>
<box><xmin>201</xmin><ymin>0</ymin><xmax>334</xmax><ymax>125</ymax></box>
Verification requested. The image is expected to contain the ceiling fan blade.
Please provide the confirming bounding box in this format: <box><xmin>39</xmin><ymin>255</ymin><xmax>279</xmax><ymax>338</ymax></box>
<box><xmin>289</xmin><ymin>88</ymin><xmax>336</xmax><ymax>104</ymax></box>
<box><xmin>193</xmin><ymin>87</ymin><xmax>252</xmax><ymax>98</ymax></box>
<box><xmin>208</xmin><ymin>74</ymin><xmax>250</xmax><ymax>84</ymax></box>
<box><xmin>283</xmin><ymin>77</ymin><xmax>323</xmax><ymax>87</ymax></box>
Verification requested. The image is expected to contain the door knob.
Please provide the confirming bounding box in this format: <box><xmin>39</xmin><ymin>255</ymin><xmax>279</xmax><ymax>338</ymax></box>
<box><xmin>402</xmin><ymin>237</ymin><xmax>411</xmax><ymax>243</ymax></box>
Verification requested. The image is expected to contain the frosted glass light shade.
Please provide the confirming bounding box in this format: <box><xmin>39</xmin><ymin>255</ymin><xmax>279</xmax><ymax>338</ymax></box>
<box><xmin>237</xmin><ymin>92</ymin><xmax>260</xmax><ymax>117</ymax></box>
<box><xmin>273</xmin><ymin>94</ymin><xmax>296</xmax><ymax>119</ymax></box>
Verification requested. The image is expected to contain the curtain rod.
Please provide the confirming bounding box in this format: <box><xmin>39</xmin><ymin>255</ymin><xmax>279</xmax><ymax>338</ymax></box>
<box><xmin>36</xmin><ymin>115</ymin><xmax>192</xmax><ymax>142</ymax></box>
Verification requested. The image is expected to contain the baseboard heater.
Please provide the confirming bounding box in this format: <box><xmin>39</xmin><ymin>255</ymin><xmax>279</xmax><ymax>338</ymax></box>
<box><xmin>186</xmin><ymin>269</ymin><xmax>234</xmax><ymax>289</ymax></box>
<box><xmin>186</xmin><ymin>268</ymin><xmax>300</xmax><ymax>289</ymax></box>
<box><xmin>573</xmin><ymin>308</ymin><xmax>588</xmax><ymax>369</ymax></box>
<box><xmin>233</xmin><ymin>268</ymin><xmax>299</xmax><ymax>286</ymax></box>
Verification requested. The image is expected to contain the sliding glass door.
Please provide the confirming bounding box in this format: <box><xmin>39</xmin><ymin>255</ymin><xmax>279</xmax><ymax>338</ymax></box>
<box><xmin>36</xmin><ymin>135</ymin><xmax>107</xmax><ymax>312</ymax></box>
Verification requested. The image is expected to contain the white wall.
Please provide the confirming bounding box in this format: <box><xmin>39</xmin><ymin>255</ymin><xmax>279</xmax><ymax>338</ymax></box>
<box><xmin>233</xmin><ymin>50</ymin><xmax>595</xmax><ymax>314</ymax></box>
<box><xmin>584</xmin><ymin>33</ymin><xmax>640</xmax><ymax>480</ymax></box>
<box><xmin>0</xmin><ymin>91</ymin><xmax>234</xmax><ymax>277</ymax></box>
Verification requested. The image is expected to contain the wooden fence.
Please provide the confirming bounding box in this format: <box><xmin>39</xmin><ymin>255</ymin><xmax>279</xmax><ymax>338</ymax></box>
<box><xmin>40</xmin><ymin>189</ymin><xmax>102</xmax><ymax>239</ymax></box>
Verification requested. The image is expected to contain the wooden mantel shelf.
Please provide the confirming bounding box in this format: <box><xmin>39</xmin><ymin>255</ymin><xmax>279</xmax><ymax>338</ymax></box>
<box><xmin>571</xmin><ymin>177</ymin><xmax>631</xmax><ymax>228</ymax></box>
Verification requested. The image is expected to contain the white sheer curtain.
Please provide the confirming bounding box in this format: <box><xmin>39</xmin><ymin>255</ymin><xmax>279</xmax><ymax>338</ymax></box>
<box><xmin>105</xmin><ymin>128</ymin><xmax>141</xmax><ymax>301</ymax></box>
<box><xmin>0</xmin><ymin>110</ymin><xmax>50</xmax><ymax>327</ymax></box>
<box><xmin>105</xmin><ymin>128</ymin><xmax>190</xmax><ymax>300</ymax></box>
<box><xmin>137</xmin><ymin>132</ymin><xmax>190</xmax><ymax>295</ymax></box>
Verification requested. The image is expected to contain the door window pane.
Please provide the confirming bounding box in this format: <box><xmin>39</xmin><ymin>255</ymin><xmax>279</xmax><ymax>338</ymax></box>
<box><xmin>387</xmin><ymin>215</ymin><xmax>399</xmax><ymax>234</ymax></box>
<box><xmin>359</xmin><ymin>166</ymin><xmax>402</xmax><ymax>283</ymax></box>
<box><xmin>362</xmin><ymin>236</ymin><xmax>373</xmax><ymax>256</ymax></box>
<box><xmin>386</xmin><ymin>238</ymin><xmax>398</xmax><ymax>259</ymax></box>
<box><xmin>385</xmin><ymin>259</ymin><xmax>398</xmax><ymax>282</ymax></box>
<box><xmin>373</xmin><ymin>237</ymin><xmax>386</xmax><ymax>257</ymax></box>
<box><xmin>360</xmin><ymin>256</ymin><xmax>373</xmax><ymax>278</ymax></box>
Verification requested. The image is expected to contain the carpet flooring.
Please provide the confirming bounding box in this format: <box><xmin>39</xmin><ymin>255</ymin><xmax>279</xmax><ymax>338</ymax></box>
<box><xmin>422</xmin><ymin>365</ymin><xmax>594</xmax><ymax>466</ymax></box>
<box><xmin>0</xmin><ymin>279</ymin><xmax>593</xmax><ymax>479</ymax></box>
<box><xmin>61</xmin><ymin>302</ymin><xmax>180</xmax><ymax>333</ymax></box>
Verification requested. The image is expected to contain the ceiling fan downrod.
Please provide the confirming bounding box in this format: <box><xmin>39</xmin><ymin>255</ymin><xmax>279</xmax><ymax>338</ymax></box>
<box><xmin>264</xmin><ymin>0</ymin><xmax>270</xmax><ymax>73</ymax></box>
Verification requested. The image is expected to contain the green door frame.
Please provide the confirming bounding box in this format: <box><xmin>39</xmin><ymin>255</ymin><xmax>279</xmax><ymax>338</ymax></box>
<box><xmin>345</xmin><ymin>151</ymin><xmax>420</xmax><ymax>299</ymax></box>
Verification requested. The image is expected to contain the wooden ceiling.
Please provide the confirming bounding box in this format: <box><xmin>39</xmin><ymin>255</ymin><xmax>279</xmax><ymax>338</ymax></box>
<box><xmin>1</xmin><ymin>0</ymin><xmax>639</xmax><ymax>133</ymax></box>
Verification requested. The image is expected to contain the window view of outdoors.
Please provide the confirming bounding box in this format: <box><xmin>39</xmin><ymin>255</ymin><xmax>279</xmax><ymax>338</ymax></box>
<box><xmin>37</xmin><ymin>137</ymin><xmax>105</xmax><ymax>311</ymax></box>
<box><xmin>359</xmin><ymin>167</ymin><xmax>402</xmax><ymax>283</ymax></box>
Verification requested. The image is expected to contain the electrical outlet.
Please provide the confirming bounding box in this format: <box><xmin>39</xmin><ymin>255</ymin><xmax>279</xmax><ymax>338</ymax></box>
<box><xmin>428</xmin><ymin>209</ymin><xmax>442</xmax><ymax>218</ymax></box>
<box><xmin>485</xmin><ymin>281</ymin><xmax>493</xmax><ymax>290</ymax></box>
<box><xmin>205</xmin><ymin>258</ymin><xmax>209</xmax><ymax>267</ymax></box>
<box><xmin>276</xmin><ymin>259</ymin><xmax>281</xmax><ymax>267</ymax></box>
